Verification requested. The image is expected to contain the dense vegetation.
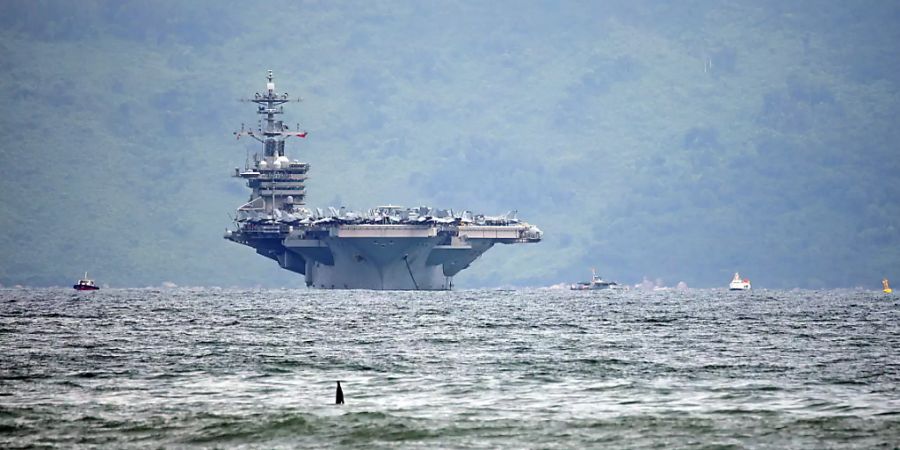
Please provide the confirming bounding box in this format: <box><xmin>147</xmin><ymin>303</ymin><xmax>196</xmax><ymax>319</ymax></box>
<box><xmin>1</xmin><ymin>0</ymin><xmax>898</xmax><ymax>288</ymax></box>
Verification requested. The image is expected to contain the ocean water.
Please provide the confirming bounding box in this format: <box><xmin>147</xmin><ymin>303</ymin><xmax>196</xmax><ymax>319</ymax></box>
<box><xmin>1</xmin><ymin>287</ymin><xmax>898</xmax><ymax>449</ymax></box>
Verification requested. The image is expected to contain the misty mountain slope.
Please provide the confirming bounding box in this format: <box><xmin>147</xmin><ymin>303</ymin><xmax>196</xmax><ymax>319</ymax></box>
<box><xmin>0</xmin><ymin>0</ymin><xmax>898</xmax><ymax>288</ymax></box>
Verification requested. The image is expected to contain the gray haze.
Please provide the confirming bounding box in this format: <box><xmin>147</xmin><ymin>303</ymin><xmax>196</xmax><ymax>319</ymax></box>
<box><xmin>0</xmin><ymin>0</ymin><xmax>898</xmax><ymax>288</ymax></box>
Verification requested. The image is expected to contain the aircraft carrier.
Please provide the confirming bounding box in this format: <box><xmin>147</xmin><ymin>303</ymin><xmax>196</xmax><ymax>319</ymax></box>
<box><xmin>225</xmin><ymin>71</ymin><xmax>542</xmax><ymax>290</ymax></box>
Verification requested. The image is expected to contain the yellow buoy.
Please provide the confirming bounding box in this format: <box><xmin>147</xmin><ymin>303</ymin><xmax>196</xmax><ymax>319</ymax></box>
<box><xmin>883</xmin><ymin>278</ymin><xmax>893</xmax><ymax>294</ymax></box>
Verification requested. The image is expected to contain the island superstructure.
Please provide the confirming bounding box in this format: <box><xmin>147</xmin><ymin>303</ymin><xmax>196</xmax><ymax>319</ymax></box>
<box><xmin>225</xmin><ymin>71</ymin><xmax>542</xmax><ymax>290</ymax></box>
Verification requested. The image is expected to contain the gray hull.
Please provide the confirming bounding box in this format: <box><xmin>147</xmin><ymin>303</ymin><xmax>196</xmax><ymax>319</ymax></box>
<box><xmin>299</xmin><ymin>236</ymin><xmax>481</xmax><ymax>290</ymax></box>
<box><xmin>229</xmin><ymin>225</ymin><xmax>513</xmax><ymax>290</ymax></box>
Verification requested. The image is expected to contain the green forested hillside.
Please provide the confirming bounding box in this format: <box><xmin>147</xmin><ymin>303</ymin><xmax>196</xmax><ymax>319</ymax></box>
<box><xmin>0</xmin><ymin>0</ymin><xmax>898</xmax><ymax>288</ymax></box>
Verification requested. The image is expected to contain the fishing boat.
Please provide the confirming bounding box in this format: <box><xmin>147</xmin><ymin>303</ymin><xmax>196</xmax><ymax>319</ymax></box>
<box><xmin>73</xmin><ymin>272</ymin><xmax>100</xmax><ymax>291</ymax></box>
<box><xmin>728</xmin><ymin>272</ymin><xmax>751</xmax><ymax>291</ymax></box>
<box><xmin>571</xmin><ymin>269</ymin><xmax>618</xmax><ymax>290</ymax></box>
<box><xmin>884</xmin><ymin>278</ymin><xmax>892</xmax><ymax>294</ymax></box>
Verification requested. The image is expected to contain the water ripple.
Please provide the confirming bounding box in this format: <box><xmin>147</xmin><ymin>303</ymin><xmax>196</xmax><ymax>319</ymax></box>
<box><xmin>0</xmin><ymin>287</ymin><xmax>898</xmax><ymax>448</ymax></box>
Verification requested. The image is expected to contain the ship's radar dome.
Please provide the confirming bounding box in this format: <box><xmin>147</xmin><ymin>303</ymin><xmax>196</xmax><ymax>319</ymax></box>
<box><xmin>274</xmin><ymin>155</ymin><xmax>290</xmax><ymax>169</ymax></box>
<box><xmin>258</xmin><ymin>160</ymin><xmax>268</xmax><ymax>169</ymax></box>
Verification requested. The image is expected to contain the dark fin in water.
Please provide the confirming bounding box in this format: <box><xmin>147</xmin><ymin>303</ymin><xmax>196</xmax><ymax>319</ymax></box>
<box><xmin>336</xmin><ymin>381</ymin><xmax>344</xmax><ymax>405</ymax></box>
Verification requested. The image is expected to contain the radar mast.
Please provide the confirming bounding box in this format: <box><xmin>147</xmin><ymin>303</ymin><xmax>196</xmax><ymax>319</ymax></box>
<box><xmin>233</xmin><ymin>71</ymin><xmax>309</xmax><ymax>212</ymax></box>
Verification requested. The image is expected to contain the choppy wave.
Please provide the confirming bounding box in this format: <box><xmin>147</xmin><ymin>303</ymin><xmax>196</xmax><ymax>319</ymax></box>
<box><xmin>1</xmin><ymin>288</ymin><xmax>898</xmax><ymax>448</ymax></box>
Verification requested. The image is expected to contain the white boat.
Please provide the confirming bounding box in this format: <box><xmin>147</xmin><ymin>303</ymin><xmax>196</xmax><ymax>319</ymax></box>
<box><xmin>729</xmin><ymin>272</ymin><xmax>751</xmax><ymax>291</ymax></box>
<box><xmin>571</xmin><ymin>268</ymin><xmax>618</xmax><ymax>290</ymax></box>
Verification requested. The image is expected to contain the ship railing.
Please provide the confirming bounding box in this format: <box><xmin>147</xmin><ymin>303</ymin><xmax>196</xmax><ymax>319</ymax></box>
<box><xmin>258</xmin><ymin>191</ymin><xmax>307</xmax><ymax>197</ymax></box>
<box><xmin>257</xmin><ymin>181</ymin><xmax>307</xmax><ymax>188</ymax></box>
<box><xmin>238</xmin><ymin>223</ymin><xmax>289</xmax><ymax>235</ymax></box>
<box><xmin>336</xmin><ymin>224</ymin><xmax>435</xmax><ymax>231</ymax></box>
<box><xmin>262</xmin><ymin>174</ymin><xmax>308</xmax><ymax>181</ymax></box>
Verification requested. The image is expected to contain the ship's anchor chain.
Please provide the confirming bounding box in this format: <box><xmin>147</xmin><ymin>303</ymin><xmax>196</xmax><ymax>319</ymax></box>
<box><xmin>402</xmin><ymin>255</ymin><xmax>419</xmax><ymax>290</ymax></box>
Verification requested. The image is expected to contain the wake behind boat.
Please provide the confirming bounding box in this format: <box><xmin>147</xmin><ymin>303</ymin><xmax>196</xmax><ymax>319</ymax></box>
<box><xmin>571</xmin><ymin>269</ymin><xmax>618</xmax><ymax>290</ymax></box>
<box><xmin>73</xmin><ymin>272</ymin><xmax>99</xmax><ymax>291</ymax></box>
<box><xmin>729</xmin><ymin>272</ymin><xmax>751</xmax><ymax>291</ymax></box>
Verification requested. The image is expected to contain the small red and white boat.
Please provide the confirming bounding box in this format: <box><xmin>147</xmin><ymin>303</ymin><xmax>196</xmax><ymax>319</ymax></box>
<box><xmin>729</xmin><ymin>272</ymin><xmax>751</xmax><ymax>291</ymax></box>
<box><xmin>73</xmin><ymin>272</ymin><xmax>100</xmax><ymax>291</ymax></box>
